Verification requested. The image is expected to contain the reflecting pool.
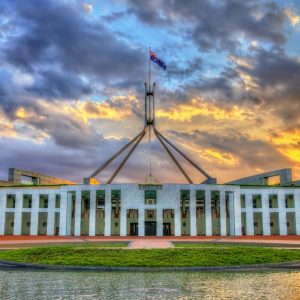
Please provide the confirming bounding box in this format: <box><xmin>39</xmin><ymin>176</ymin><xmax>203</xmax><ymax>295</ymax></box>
<box><xmin>0</xmin><ymin>270</ymin><xmax>299</xmax><ymax>299</ymax></box>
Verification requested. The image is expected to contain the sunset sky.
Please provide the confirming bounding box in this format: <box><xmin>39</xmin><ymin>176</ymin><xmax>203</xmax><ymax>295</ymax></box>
<box><xmin>0</xmin><ymin>0</ymin><xmax>299</xmax><ymax>184</ymax></box>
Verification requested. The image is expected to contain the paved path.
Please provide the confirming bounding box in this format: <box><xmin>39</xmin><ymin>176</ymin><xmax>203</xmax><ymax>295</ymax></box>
<box><xmin>0</xmin><ymin>235</ymin><xmax>299</xmax><ymax>249</ymax></box>
<box><xmin>128</xmin><ymin>239</ymin><xmax>173</xmax><ymax>249</ymax></box>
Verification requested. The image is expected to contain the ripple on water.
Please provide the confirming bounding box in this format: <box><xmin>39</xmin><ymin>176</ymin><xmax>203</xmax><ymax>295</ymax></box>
<box><xmin>0</xmin><ymin>270</ymin><xmax>299</xmax><ymax>300</ymax></box>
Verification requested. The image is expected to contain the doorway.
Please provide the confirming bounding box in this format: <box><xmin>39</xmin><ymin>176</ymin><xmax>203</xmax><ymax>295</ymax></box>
<box><xmin>163</xmin><ymin>223</ymin><xmax>171</xmax><ymax>236</ymax></box>
<box><xmin>130</xmin><ymin>223</ymin><xmax>138</xmax><ymax>236</ymax></box>
<box><xmin>145</xmin><ymin>222</ymin><xmax>156</xmax><ymax>236</ymax></box>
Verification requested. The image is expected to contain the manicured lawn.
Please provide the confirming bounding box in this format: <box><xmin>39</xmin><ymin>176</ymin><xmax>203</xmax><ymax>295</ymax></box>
<box><xmin>0</xmin><ymin>246</ymin><xmax>300</xmax><ymax>267</ymax></box>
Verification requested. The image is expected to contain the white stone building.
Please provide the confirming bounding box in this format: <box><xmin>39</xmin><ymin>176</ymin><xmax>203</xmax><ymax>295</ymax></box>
<box><xmin>0</xmin><ymin>183</ymin><xmax>299</xmax><ymax>236</ymax></box>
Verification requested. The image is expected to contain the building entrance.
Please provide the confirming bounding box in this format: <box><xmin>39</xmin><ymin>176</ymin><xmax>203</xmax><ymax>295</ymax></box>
<box><xmin>145</xmin><ymin>222</ymin><xmax>156</xmax><ymax>236</ymax></box>
<box><xmin>130</xmin><ymin>223</ymin><xmax>138</xmax><ymax>236</ymax></box>
<box><xmin>163</xmin><ymin>223</ymin><xmax>171</xmax><ymax>236</ymax></box>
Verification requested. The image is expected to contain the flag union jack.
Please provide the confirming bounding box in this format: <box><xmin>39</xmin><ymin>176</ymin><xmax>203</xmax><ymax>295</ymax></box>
<box><xmin>150</xmin><ymin>50</ymin><xmax>167</xmax><ymax>71</ymax></box>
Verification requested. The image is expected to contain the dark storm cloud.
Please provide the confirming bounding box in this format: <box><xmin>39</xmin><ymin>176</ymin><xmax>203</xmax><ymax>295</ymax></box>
<box><xmin>125</xmin><ymin>0</ymin><xmax>287</xmax><ymax>51</ymax></box>
<box><xmin>168</xmin><ymin>129</ymin><xmax>290</xmax><ymax>171</ymax></box>
<box><xmin>0</xmin><ymin>0</ymin><xmax>145</xmax><ymax>101</ymax></box>
<box><xmin>233</xmin><ymin>47</ymin><xmax>300</xmax><ymax>123</ymax></box>
<box><xmin>26</xmin><ymin>69</ymin><xmax>92</xmax><ymax>99</ymax></box>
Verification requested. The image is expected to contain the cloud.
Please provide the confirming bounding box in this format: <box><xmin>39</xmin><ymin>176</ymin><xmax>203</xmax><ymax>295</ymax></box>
<box><xmin>125</xmin><ymin>0</ymin><xmax>289</xmax><ymax>51</ymax></box>
<box><xmin>0</xmin><ymin>0</ymin><xmax>146</xmax><ymax>102</ymax></box>
<box><xmin>284</xmin><ymin>8</ymin><xmax>300</xmax><ymax>26</ymax></box>
<box><xmin>157</xmin><ymin>97</ymin><xmax>255</xmax><ymax>122</ymax></box>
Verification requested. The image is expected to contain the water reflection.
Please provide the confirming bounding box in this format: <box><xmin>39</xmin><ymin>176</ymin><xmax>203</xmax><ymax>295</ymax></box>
<box><xmin>0</xmin><ymin>270</ymin><xmax>299</xmax><ymax>299</ymax></box>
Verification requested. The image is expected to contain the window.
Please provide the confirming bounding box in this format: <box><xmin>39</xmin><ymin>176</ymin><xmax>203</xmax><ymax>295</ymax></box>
<box><xmin>285</xmin><ymin>194</ymin><xmax>294</xmax><ymax>208</ymax></box>
<box><xmin>254</xmin><ymin>222</ymin><xmax>258</xmax><ymax>227</ymax></box>
<box><xmin>23</xmin><ymin>195</ymin><xmax>32</xmax><ymax>208</ymax></box>
<box><xmin>240</xmin><ymin>195</ymin><xmax>246</xmax><ymax>208</ymax></box>
<box><xmin>196</xmin><ymin>190</ymin><xmax>205</xmax><ymax>211</ymax></box>
<box><xmin>55</xmin><ymin>195</ymin><xmax>60</xmax><ymax>208</ymax></box>
<box><xmin>269</xmin><ymin>194</ymin><xmax>278</xmax><ymax>209</ymax></box>
<box><xmin>43</xmin><ymin>222</ymin><xmax>47</xmax><ymax>228</ymax></box>
<box><xmin>11</xmin><ymin>222</ymin><xmax>14</xmax><ymax>227</ymax></box>
<box><xmin>39</xmin><ymin>195</ymin><xmax>48</xmax><ymax>209</ymax></box>
<box><xmin>269</xmin><ymin>199</ymin><xmax>273</xmax><ymax>209</ymax></box>
<box><xmin>180</xmin><ymin>190</ymin><xmax>190</xmax><ymax>212</ymax></box>
<box><xmin>270</xmin><ymin>222</ymin><xmax>274</xmax><ymax>227</ymax></box>
<box><xmin>252</xmin><ymin>195</ymin><xmax>261</xmax><ymax>208</ymax></box>
<box><xmin>253</xmin><ymin>199</ymin><xmax>257</xmax><ymax>208</ymax></box>
<box><xmin>27</xmin><ymin>222</ymin><xmax>31</xmax><ymax>227</ymax></box>
<box><xmin>145</xmin><ymin>190</ymin><xmax>156</xmax><ymax>205</ymax></box>
<box><xmin>96</xmin><ymin>190</ymin><xmax>105</xmax><ymax>209</ymax></box>
<box><xmin>6</xmin><ymin>195</ymin><xmax>16</xmax><ymax>208</ymax></box>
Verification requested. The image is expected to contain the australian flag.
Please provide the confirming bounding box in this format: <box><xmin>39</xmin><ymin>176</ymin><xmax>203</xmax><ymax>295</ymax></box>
<box><xmin>150</xmin><ymin>50</ymin><xmax>167</xmax><ymax>71</ymax></box>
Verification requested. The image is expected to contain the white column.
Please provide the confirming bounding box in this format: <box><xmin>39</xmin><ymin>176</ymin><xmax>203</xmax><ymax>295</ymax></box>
<box><xmin>233</xmin><ymin>191</ymin><xmax>242</xmax><ymax>236</ymax></box>
<box><xmin>59</xmin><ymin>191</ymin><xmax>68</xmax><ymax>236</ymax></box>
<box><xmin>120</xmin><ymin>206</ymin><xmax>127</xmax><ymax>236</ymax></box>
<box><xmin>47</xmin><ymin>193</ymin><xmax>55</xmax><ymax>235</ymax></box>
<box><xmin>30</xmin><ymin>193</ymin><xmax>39</xmax><ymax>235</ymax></box>
<box><xmin>74</xmin><ymin>189</ymin><xmax>81</xmax><ymax>236</ymax></box>
<box><xmin>262</xmin><ymin>192</ymin><xmax>270</xmax><ymax>236</ymax></box>
<box><xmin>0</xmin><ymin>193</ymin><xmax>6</xmax><ymax>235</ymax></box>
<box><xmin>278</xmin><ymin>191</ymin><xmax>287</xmax><ymax>235</ymax></box>
<box><xmin>66</xmin><ymin>192</ymin><xmax>72</xmax><ymax>235</ymax></box>
<box><xmin>89</xmin><ymin>189</ymin><xmax>96</xmax><ymax>236</ymax></box>
<box><xmin>157</xmin><ymin>209</ymin><xmax>163</xmax><ymax>236</ymax></box>
<box><xmin>295</xmin><ymin>190</ymin><xmax>300</xmax><ymax>235</ymax></box>
<box><xmin>229</xmin><ymin>193</ymin><xmax>235</xmax><ymax>235</ymax></box>
<box><xmin>190</xmin><ymin>189</ymin><xmax>197</xmax><ymax>236</ymax></box>
<box><xmin>138</xmin><ymin>208</ymin><xmax>145</xmax><ymax>236</ymax></box>
<box><xmin>205</xmin><ymin>190</ymin><xmax>212</xmax><ymax>236</ymax></box>
<box><xmin>104</xmin><ymin>189</ymin><xmax>111</xmax><ymax>236</ymax></box>
<box><xmin>220</xmin><ymin>190</ymin><xmax>227</xmax><ymax>236</ymax></box>
<box><xmin>174</xmin><ymin>190</ymin><xmax>181</xmax><ymax>236</ymax></box>
<box><xmin>245</xmin><ymin>193</ymin><xmax>254</xmax><ymax>235</ymax></box>
<box><xmin>14</xmin><ymin>193</ymin><xmax>23</xmax><ymax>235</ymax></box>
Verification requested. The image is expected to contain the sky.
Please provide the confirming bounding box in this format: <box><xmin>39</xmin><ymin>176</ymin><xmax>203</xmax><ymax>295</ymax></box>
<box><xmin>0</xmin><ymin>0</ymin><xmax>300</xmax><ymax>184</ymax></box>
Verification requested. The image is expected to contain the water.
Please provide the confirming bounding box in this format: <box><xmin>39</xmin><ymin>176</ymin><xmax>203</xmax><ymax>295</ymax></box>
<box><xmin>0</xmin><ymin>270</ymin><xmax>299</xmax><ymax>299</ymax></box>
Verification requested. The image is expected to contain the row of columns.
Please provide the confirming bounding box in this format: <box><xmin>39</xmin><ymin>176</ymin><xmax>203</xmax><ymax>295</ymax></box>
<box><xmin>0</xmin><ymin>192</ymin><xmax>58</xmax><ymax>235</ymax></box>
<box><xmin>58</xmin><ymin>189</ymin><xmax>241</xmax><ymax>237</ymax></box>
<box><xmin>244</xmin><ymin>190</ymin><xmax>300</xmax><ymax>235</ymax></box>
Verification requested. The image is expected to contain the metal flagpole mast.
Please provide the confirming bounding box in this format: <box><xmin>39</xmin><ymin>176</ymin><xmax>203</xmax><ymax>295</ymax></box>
<box><xmin>148</xmin><ymin>47</ymin><xmax>151</xmax><ymax>143</ymax></box>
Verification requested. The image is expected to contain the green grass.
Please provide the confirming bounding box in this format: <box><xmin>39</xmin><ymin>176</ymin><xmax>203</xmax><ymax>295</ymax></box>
<box><xmin>0</xmin><ymin>246</ymin><xmax>300</xmax><ymax>267</ymax></box>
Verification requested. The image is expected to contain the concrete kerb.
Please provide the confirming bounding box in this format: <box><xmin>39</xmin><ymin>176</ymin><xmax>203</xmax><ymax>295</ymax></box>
<box><xmin>0</xmin><ymin>260</ymin><xmax>300</xmax><ymax>272</ymax></box>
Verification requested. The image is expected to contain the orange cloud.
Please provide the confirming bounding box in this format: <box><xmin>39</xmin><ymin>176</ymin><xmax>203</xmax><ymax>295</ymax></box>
<box><xmin>271</xmin><ymin>129</ymin><xmax>300</xmax><ymax>164</ymax></box>
<box><xmin>156</xmin><ymin>98</ymin><xmax>254</xmax><ymax>122</ymax></box>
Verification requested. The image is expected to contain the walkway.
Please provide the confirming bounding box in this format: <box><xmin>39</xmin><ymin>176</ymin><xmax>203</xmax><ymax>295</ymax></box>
<box><xmin>0</xmin><ymin>235</ymin><xmax>299</xmax><ymax>249</ymax></box>
<box><xmin>128</xmin><ymin>239</ymin><xmax>173</xmax><ymax>249</ymax></box>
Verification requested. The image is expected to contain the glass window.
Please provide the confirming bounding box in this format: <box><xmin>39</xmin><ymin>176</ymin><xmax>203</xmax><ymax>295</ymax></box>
<box><xmin>269</xmin><ymin>194</ymin><xmax>278</xmax><ymax>208</ymax></box>
<box><xmin>240</xmin><ymin>195</ymin><xmax>246</xmax><ymax>208</ymax></box>
<box><xmin>285</xmin><ymin>194</ymin><xmax>294</xmax><ymax>208</ymax></box>
<box><xmin>96</xmin><ymin>190</ymin><xmax>105</xmax><ymax>209</ymax></box>
<box><xmin>145</xmin><ymin>190</ymin><xmax>156</xmax><ymax>205</ymax></box>
<box><xmin>55</xmin><ymin>195</ymin><xmax>60</xmax><ymax>208</ymax></box>
<box><xmin>6</xmin><ymin>194</ymin><xmax>16</xmax><ymax>208</ymax></box>
<box><xmin>39</xmin><ymin>195</ymin><xmax>48</xmax><ymax>209</ymax></box>
<box><xmin>252</xmin><ymin>195</ymin><xmax>261</xmax><ymax>208</ymax></box>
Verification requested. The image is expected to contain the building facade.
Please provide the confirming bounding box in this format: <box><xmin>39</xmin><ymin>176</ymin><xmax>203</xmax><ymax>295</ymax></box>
<box><xmin>0</xmin><ymin>184</ymin><xmax>299</xmax><ymax>236</ymax></box>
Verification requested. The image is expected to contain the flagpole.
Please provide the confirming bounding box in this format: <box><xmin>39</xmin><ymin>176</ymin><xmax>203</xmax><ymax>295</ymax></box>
<box><xmin>148</xmin><ymin>47</ymin><xmax>151</xmax><ymax>142</ymax></box>
<box><xmin>149</xmin><ymin>47</ymin><xmax>151</xmax><ymax>88</ymax></box>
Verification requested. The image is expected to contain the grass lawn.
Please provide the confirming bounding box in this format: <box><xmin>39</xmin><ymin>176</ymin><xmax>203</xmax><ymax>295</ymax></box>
<box><xmin>0</xmin><ymin>245</ymin><xmax>300</xmax><ymax>267</ymax></box>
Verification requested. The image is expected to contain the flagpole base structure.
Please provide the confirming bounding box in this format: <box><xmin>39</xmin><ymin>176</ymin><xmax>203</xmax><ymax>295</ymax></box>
<box><xmin>85</xmin><ymin>50</ymin><xmax>216</xmax><ymax>184</ymax></box>
<box><xmin>85</xmin><ymin>83</ymin><xmax>215</xmax><ymax>183</ymax></box>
